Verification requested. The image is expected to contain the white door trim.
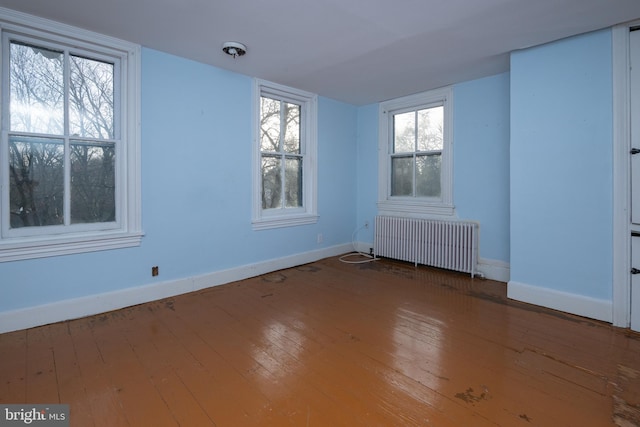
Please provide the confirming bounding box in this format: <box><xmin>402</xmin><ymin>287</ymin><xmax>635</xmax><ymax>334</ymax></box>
<box><xmin>612</xmin><ymin>22</ymin><xmax>638</xmax><ymax>328</ymax></box>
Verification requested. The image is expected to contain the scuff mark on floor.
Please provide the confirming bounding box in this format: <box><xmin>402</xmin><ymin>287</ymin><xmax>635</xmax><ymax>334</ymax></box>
<box><xmin>454</xmin><ymin>386</ymin><xmax>490</xmax><ymax>405</ymax></box>
<box><xmin>262</xmin><ymin>273</ymin><xmax>287</xmax><ymax>283</ymax></box>
<box><xmin>297</xmin><ymin>264</ymin><xmax>321</xmax><ymax>273</ymax></box>
<box><xmin>618</xmin><ymin>365</ymin><xmax>639</xmax><ymax>380</ymax></box>
<box><xmin>613</xmin><ymin>396</ymin><xmax>640</xmax><ymax>426</ymax></box>
<box><xmin>613</xmin><ymin>364</ymin><xmax>640</xmax><ymax>426</ymax></box>
<box><xmin>519</xmin><ymin>413</ymin><xmax>532</xmax><ymax>422</ymax></box>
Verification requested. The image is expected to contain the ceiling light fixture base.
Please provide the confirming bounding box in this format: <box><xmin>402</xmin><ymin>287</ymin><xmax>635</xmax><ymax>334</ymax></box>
<box><xmin>222</xmin><ymin>41</ymin><xmax>247</xmax><ymax>58</ymax></box>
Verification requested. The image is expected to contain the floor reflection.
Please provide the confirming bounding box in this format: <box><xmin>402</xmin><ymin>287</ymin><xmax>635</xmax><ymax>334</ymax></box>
<box><xmin>252</xmin><ymin>317</ymin><xmax>307</xmax><ymax>397</ymax></box>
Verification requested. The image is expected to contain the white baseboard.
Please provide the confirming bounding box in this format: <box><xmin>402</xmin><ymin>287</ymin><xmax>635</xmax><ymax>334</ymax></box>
<box><xmin>477</xmin><ymin>258</ymin><xmax>510</xmax><ymax>282</ymax></box>
<box><xmin>507</xmin><ymin>280</ymin><xmax>613</xmax><ymax>323</ymax></box>
<box><xmin>0</xmin><ymin>243</ymin><xmax>352</xmax><ymax>334</ymax></box>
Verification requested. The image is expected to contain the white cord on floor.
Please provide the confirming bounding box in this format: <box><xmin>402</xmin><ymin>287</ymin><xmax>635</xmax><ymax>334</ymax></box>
<box><xmin>338</xmin><ymin>224</ymin><xmax>378</xmax><ymax>264</ymax></box>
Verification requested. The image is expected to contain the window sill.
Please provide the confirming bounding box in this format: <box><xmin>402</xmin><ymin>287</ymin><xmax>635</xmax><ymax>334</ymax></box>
<box><xmin>0</xmin><ymin>231</ymin><xmax>144</xmax><ymax>262</ymax></box>
<box><xmin>377</xmin><ymin>200</ymin><xmax>455</xmax><ymax>218</ymax></box>
<box><xmin>252</xmin><ymin>213</ymin><xmax>319</xmax><ymax>230</ymax></box>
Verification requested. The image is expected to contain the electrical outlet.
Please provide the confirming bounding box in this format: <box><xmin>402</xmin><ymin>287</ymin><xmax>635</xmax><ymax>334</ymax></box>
<box><xmin>152</xmin><ymin>266</ymin><xmax>159</xmax><ymax>277</ymax></box>
<box><xmin>317</xmin><ymin>233</ymin><xmax>323</xmax><ymax>244</ymax></box>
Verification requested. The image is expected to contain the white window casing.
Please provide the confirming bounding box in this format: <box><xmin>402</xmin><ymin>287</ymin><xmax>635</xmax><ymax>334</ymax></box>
<box><xmin>252</xmin><ymin>79</ymin><xmax>318</xmax><ymax>230</ymax></box>
<box><xmin>0</xmin><ymin>8</ymin><xmax>142</xmax><ymax>262</ymax></box>
<box><xmin>378</xmin><ymin>86</ymin><xmax>455</xmax><ymax>218</ymax></box>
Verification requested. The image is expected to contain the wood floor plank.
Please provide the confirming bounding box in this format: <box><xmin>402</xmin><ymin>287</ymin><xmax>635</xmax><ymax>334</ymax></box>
<box><xmin>122</xmin><ymin>303</ymin><xmax>215</xmax><ymax>426</ymax></box>
<box><xmin>66</xmin><ymin>319</ymin><xmax>129</xmax><ymax>427</ymax></box>
<box><xmin>47</xmin><ymin>322</ymin><xmax>95</xmax><ymax>427</ymax></box>
<box><xmin>0</xmin><ymin>330</ymin><xmax>27</xmax><ymax>403</ymax></box>
<box><xmin>24</xmin><ymin>326</ymin><xmax>59</xmax><ymax>404</ymax></box>
<box><xmin>87</xmin><ymin>309</ymin><xmax>176</xmax><ymax>426</ymax></box>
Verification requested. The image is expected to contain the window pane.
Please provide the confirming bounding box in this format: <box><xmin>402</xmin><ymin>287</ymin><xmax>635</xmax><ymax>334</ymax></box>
<box><xmin>416</xmin><ymin>154</ymin><xmax>441</xmax><ymax>197</ymax></box>
<box><xmin>70</xmin><ymin>142</ymin><xmax>116</xmax><ymax>224</ymax></box>
<box><xmin>69</xmin><ymin>55</ymin><xmax>114</xmax><ymax>139</ymax></box>
<box><xmin>391</xmin><ymin>156</ymin><xmax>413</xmax><ymax>196</ymax></box>
<box><xmin>393</xmin><ymin>111</ymin><xmax>415</xmax><ymax>153</ymax></box>
<box><xmin>417</xmin><ymin>106</ymin><xmax>443</xmax><ymax>152</ymax></box>
<box><xmin>10</xmin><ymin>42</ymin><xmax>64</xmax><ymax>135</ymax></box>
<box><xmin>283</xmin><ymin>102</ymin><xmax>300</xmax><ymax>154</ymax></box>
<box><xmin>9</xmin><ymin>135</ymin><xmax>64</xmax><ymax>228</ymax></box>
<box><xmin>261</xmin><ymin>155</ymin><xmax>281</xmax><ymax>209</ymax></box>
<box><xmin>260</xmin><ymin>97</ymin><xmax>280</xmax><ymax>152</ymax></box>
<box><xmin>285</xmin><ymin>156</ymin><xmax>302</xmax><ymax>208</ymax></box>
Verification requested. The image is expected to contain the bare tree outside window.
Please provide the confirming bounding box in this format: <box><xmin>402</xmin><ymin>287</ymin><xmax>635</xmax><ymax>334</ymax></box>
<box><xmin>10</xmin><ymin>42</ymin><xmax>64</xmax><ymax>134</ymax></box>
<box><xmin>260</xmin><ymin>96</ymin><xmax>302</xmax><ymax>210</ymax></box>
<box><xmin>391</xmin><ymin>106</ymin><xmax>443</xmax><ymax>198</ymax></box>
<box><xmin>8</xmin><ymin>40</ymin><xmax>116</xmax><ymax>229</ymax></box>
<box><xmin>9</xmin><ymin>136</ymin><xmax>64</xmax><ymax>227</ymax></box>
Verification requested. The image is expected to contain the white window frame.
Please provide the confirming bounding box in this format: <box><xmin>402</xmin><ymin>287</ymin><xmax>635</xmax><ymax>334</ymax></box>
<box><xmin>0</xmin><ymin>8</ymin><xmax>142</xmax><ymax>262</ymax></box>
<box><xmin>378</xmin><ymin>86</ymin><xmax>454</xmax><ymax>218</ymax></box>
<box><xmin>252</xmin><ymin>79</ymin><xmax>318</xmax><ymax>230</ymax></box>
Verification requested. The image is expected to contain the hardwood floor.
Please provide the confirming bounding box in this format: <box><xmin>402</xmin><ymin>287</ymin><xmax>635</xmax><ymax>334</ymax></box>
<box><xmin>1</xmin><ymin>256</ymin><xmax>639</xmax><ymax>426</ymax></box>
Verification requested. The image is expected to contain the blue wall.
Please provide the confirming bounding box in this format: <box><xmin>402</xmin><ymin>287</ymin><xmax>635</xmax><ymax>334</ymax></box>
<box><xmin>454</xmin><ymin>73</ymin><xmax>511</xmax><ymax>263</ymax></box>
<box><xmin>355</xmin><ymin>104</ymin><xmax>379</xmax><ymax>246</ymax></box>
<box><xmin>0</xmin><ymin>48</ymin><xmax>358</xmax><ymax>313</ymax></box>
<box><xmin>510</xmin><ymin>29</ymin><xmax>613</xmax><ymax>300</ymax></box>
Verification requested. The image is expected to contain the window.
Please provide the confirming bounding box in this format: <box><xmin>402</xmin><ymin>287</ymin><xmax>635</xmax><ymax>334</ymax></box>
<box><xmin>252</xmin><ymin>79</ymin><xmax>317</xmax><ymax>230</ymax></box>
<box><xmin>378</xmin><ymin>86</ymin><xmax>454</xmax><ymax>217</ymax></box>
<box><xmin>0</xmin><ymin>9</ymin><xmax>142</xmax><ymax>262</ymax></box>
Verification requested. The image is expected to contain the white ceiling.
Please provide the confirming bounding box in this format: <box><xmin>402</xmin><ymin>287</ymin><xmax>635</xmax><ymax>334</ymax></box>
<box><xmin>1</xmin><ymin>0</ymin><xmax>640</xmax><ymax>105</ymax></box>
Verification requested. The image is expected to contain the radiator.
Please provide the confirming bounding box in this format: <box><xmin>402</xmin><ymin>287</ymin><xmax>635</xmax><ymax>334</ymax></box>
<box><xmin>374</xmin><ymin>215</ymin><xmax>478</xmax><ymax>277</ymax></box>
